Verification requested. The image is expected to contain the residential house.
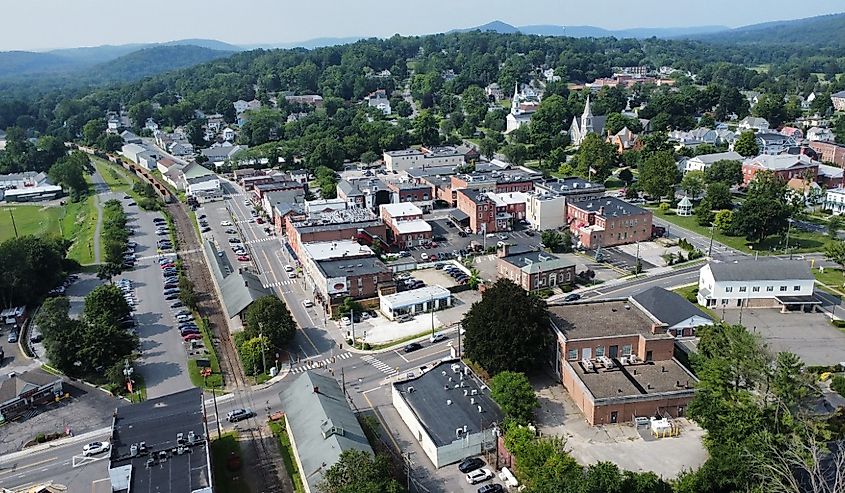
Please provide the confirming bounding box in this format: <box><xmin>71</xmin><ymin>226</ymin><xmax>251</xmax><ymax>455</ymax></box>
<box><xmin>337</xmin><ymin>178</ymin><xmax>391</xmax><ymax>210</ymax></box>
<box><xmin>200</xmin><ymin>144</ymin><xmax>247</xmax><ymax>169</ymax></box>
<box><xmin>280</xmin><ymin>372</ymin><xmax>374</xmax><ymax>493</ymax></box>
<box><xmin>741</xmin><ymin>154</ymin><xmax>819</xmax><ymax>187</ymax></box>
<box><xmin>567</xmin><ymin>197</ymin><xmax>653</xmax><ymax>249</ymax></box>
<box><xmin>485</xmin><ymin>83</ymin><xmax>504</xmax><ymax>101</ymax></box>
<box><xmin>780</xmin><ymin>126</ymin><xmax>804</xmax><ymax>139</ymax></box>
<box><xmin>549</xmin><ymin>300</ymin><xmax>697</xmax><ymax>425</ymax></box>
<box><xmin>807</xmin><ymin>127</ymin><xmax>836</xmax><ymax>143</ymax></box>
<box><xmin>120</xmin><ymin>130</ymin><xmax>141</xmax><ymax>144</ymax></box>
<box><xmin>684</xmin><ymin>151</ymin><xmax>743</xmax><ymax>173</ymax></box>
<box><xmin>365</xmin><ymin>89</ymin><xmax>391</xmax><ymax>115</ymax></box>
<box><xmin>607</xmin><ymin>127</ymin><xmax>639</xmax><ymax>153</ymax></box>
<box><xmin>754</xmin><ymin>132</ymin><xmax>795</xmax><ymax>155</ymax></box>
<box><xmin>737</xmin><ymin>116</ymin><xmax>770</xmax><ymax>132</ymax></box>
<box><xmin>832</xmin><ymin>90</ymin><xmax>845</xmax><ymax>111</ymax></box>
<box><xmin>825</xmin><ymin>188</ymin><xmax>845</xmax><ymax>215</ymax></box>
<box><xmin>285</xmin><ymin>94</ymin><xmax>324</xmax><ymax>108</ymax></box>
<box><xmin>697</xmin><ymin>260</ymin><xmax>817</xmax><ymax>311</ymax></box>
<box><xmin>496</xmin><ymin>245</ymin><xmax>575</xmax><ymax>291</ymax></box>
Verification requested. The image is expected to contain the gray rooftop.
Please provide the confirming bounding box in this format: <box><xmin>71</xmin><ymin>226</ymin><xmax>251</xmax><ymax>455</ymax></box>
<box><xmin>706</xmin><ymin>259</ymin><xmax>814</xmax><ymax>282</ymax></box>
<box><xmin>501</xmin><ymin>251</ymin><xmax>575</xmax><ymax>274</ymax></box>
<box><xmin>568</xmin><ymin>358</ymin><xmax>696</xmax><ymax>401</ymax></box>
<box><xmin>691</xmin><ymin>151</ymin><xmax>743</xmax><ymax>165</ymax></box>
<box><xmin>393</xmin><ymin>360</ymin><xmax>504</xmax><ymax>447</ymax></box>
<box><xmin>108</xmin><ymin>388</ymin><xmax>210</xmax><ymax>493</ymax></box>
<box><xmin>572</xmin><ymin>197</ymin><xmax>648</xmax><ymax>217</ymax></box>
<box><xmin>317</xmin><ymin>257</ymin><xmax>388</xmax><ymax>279</ymax></box>
<box><xmin>279</xmin><ymin>372</ymin><xmax>373</xmax><ymax>493</ymax></box>
<box><xmin>202</xmin><ymin>240</ymin><xmax>271</xmax><ymax>318</ymax></box>
<box><xmin>537</xmin><ymin>177</ymin><xmax>605</xmax><ymax>195</ymax></box>
<box><xmin>549</xmin><ymin>300</ymin><xmax>673</xmax><ymax>341</ymax></box>
<box><xmin>631</xmin><ymin>287</ymin><xmax>712</xmax><ymax>328</ymax></box>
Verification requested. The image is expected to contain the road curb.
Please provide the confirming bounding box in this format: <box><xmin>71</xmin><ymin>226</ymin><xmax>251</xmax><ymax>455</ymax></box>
<box><xmin>0</xmin><ymin>426</ymin><xmax>111</xmax><ymax>464</ymax></box>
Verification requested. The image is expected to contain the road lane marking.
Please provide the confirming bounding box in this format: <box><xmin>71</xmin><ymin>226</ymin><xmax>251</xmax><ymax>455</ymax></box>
<box><xmin>0</xmin><ymin>457</ymin><xmax>57</xmax><ymax>477</ymax></box>
<box><xmin>362</xmin><ymin>385</ymin><xmax>383</xmax><ymax>394</ymax></box>
<box><xmin>394</xmin><ymin>350</ymin><xmax>410</xmax><ymax>363</ymax></box>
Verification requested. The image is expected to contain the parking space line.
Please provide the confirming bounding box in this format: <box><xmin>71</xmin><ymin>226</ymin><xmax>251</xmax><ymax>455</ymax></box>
<box><xmin>394</xmin><ymin>350</ymin><xmax>410</xmax><ymax>363</ymax></box>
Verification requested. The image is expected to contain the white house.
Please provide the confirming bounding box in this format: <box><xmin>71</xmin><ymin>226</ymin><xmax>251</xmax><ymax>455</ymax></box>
<box><xmin>737</xmin><ymin>116</ymin><xmax>770</xmax><ymax>132</ymax></box>
<box><xmin>630</xmin><ymin>286</ymin><xmax>713</xmax><ymax>337</ymax></box>
<box><xmin>697</xmin><ymin>260</ymin><xmax>817</xmax><ymax>311</ymax></box>
<box><xmin>825</xmin><ymin>188</ymin><xmax>845</xmax><ymax>215</ymax></box>
<box><xmin>684</xmin><ymin>151</ymin><xmax>743</xmax><ymax>173</ymax></box>
<box><xmin>807</xmin><ymin>127</ymin><xmax>836</xmax><ymax>142</ymax></box>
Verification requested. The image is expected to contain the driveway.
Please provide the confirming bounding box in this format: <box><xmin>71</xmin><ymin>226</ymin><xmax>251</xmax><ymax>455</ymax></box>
<box><xmin>721</xmin><ymin>308</ymin><xmax>845</xmax><ymax>366</ymax></box>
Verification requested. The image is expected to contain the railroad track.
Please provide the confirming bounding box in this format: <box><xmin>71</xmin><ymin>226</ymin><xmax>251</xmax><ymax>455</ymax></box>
<box><xmin>167</xmin><ymin>202</ymin><xmax>286</xmax><ymax>493</ymax></box>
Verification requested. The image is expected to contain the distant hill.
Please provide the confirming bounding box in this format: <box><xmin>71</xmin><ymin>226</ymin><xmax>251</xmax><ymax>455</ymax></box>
<box><xmin>242</xmin><ymin>36</ymin><xmax>364</xmax><ymax>50</ymax></box>
<box><xmin>0</xmin><ymin>51</ymin><xmax>81</xmax><ymax>78</ymax></box>
<box><xmin>453</xmin><ymin>20</ymin><xmax>727</xmax><ymax>39</ymax></box>
<box><xmin>690</xmin><ymin>12</ymin><xmax>845</xmax><ymax>47</ymax></box>
<box><xmin>89</xmin><ymin>45</ymin><xmax>232</xmax><ymax>81</ymax></box>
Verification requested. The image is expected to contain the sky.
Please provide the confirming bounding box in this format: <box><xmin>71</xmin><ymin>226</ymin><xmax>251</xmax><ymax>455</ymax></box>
<box><xmin>3</xmin><ymin>0</ymin><xmax>844</xmax><ymax>51</ymax></box>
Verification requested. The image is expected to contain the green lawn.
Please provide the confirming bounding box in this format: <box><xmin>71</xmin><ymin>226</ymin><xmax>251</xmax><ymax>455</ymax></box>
<box><xmin>652</xmin><ymin>209</ymin><xmax>832</xmax><ymax>255</ymax></box>
<box><xmin>91</xmin><ymin>156</ymin><xmax>138</xmax><ymax>194</ymax></box>
<box><xmin>0</xmin><ymin>195</ymin><xmax>98</xmax><ymax>264</ymax></box>
<box><xmin>815</xmin><ymin>267</ymin><xmax>845</xmax><ymax>292</ymax></box>
<box><xmin>187</xmin><ymin>316</ymin><xmax>224</xmax><ymax>389</ymax></box>
<box><xmin>269</xmin><ymin>418</ymin><xmax>306</xmax><ymax>493</ymax></box>
<box><xmin>672</xmin><ymin>285</ymin><xmax>720</xmax><ymax>320</ymax></box>
<box><xmin>211</xmin><ymin>433</ymin><xmax>251</xmax><ymax>493</ymax></box>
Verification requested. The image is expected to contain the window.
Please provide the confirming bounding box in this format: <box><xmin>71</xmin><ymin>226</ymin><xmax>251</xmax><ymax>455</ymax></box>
<box><xmin>752</xmin><ymin>286</ymin><xmax>760</xmax><ymax>292</ymax></box>
<box><xmin>622</xmin><ymin>345</ymin><xmax>632</xmax><ymax>356</ymax></box>
<box><xmin>595</xmin><ymin>346</ymin><xmax>605</xmax><ymax>357</ymax></box>
<box><xmin>739</xmin><ymin>286</ymin><xmax>747</xmax><ymax>292</ymax></box>
<box><xmin>780</xmin><ymin>286</ymin><xmax>787</xmax><ymax>292</ymax></box>
<box><xmin>794</xmin><ymin>285</ymin><xmax>801</xmax><ymax>291</ymax></box>
<box><xmin>567</xmin><ymin>349</ymin><xmax>578</xmax><ymax>361</ymax></box>
<box><xmin>725</xmin><ymin>286</ymin><xmax>733</xmax><ymax>293</ymax></box>
<box><xmin>766</xmin><ymin>286</ymin><xmax>774</xmax><ymax>292</ymax></box>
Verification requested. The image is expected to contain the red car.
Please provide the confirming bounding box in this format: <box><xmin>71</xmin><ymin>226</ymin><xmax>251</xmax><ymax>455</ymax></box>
<box><xmin>256</xmin><ymin>218</ymin><xmax>264</xmax><ymax>224</ymax></box>
<box><xmin>182</xmin><ymin>333</ymin><xmax>202</xmax><ymax>341</ymax></box>
<box><xmin>237</xmin><ymin>255</ymin><xmax>251</xmax><ymax>262</ymax></box>
<box><xmin>161</xmin><ymin>263</ymin><xmax>175</xmax><ymax>269</ymax></box>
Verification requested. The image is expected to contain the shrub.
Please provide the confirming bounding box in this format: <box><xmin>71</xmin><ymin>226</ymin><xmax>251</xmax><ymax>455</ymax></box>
<box><xmin>832</xmin><ymin>375</ymin><xmax>845</xmax><ymax>397</ymax></box>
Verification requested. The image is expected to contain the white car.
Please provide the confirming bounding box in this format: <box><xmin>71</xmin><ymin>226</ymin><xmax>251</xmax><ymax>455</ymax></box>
<box><xmin>302</xmin><ymin>300</ymin><xmax>314</xmax><ymax>308</ymax></box>
<box><xmin>287</xmin><ymin>271</ymin><xmax>297</xmax><ymax>279</ymax></box>
<box><xmin>83</xmin><ymin>441</ymin><xmax>110</xmax><ymax>456</ymax></box>
<box><xmin>284</xmin><ymin>265</ymin><xmax>294</xmax><ymax>272</ymax></box>
<box><xmin>341</xmin><ymin>317</ymin><xmax>351</xmax><ymax>326</ymax></box>
<box><xmin>420</xmin><ymin>253</ymin><xmax>429</xmax><ymax>261</ymax></box>
<box><xmin>466</xmin><ymin>468</ymin><xmax>493</xmax><ymax>485</ymax></box>
<box><xmin>220</xmin><ymin>220</ymin><xmax>232</xmax><ymax>227</ymax></box>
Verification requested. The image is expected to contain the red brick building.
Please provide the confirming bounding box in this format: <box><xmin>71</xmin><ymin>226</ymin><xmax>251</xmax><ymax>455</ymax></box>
<box><xmin>740</xmin><ymin>154</ymin><xmax>819</xmax><ymax>187</ymax></box>
<box><xmin>379</xmin><ymin>203</ymin><xmax>432</xmax><ymax>248</ymax></box>
<box><xmin>387</xmin><ymin>182</ymin><xmax>434</xmax><ymax>212</ymax></box>
<box><xmin>456</xmin><ymin>189</ymin><xmax>496</xmax><ymax>234</ymax></box>
<box><xmin>496</xmin><ymin>246</ymin><xmax>575</xmax><ymax>291</ymax></box>
<box><xmin>285</xmin><ymin>209</ymin><xmax>387</xmax><ymax>258</ymax></box>
<box><xmin>567</xmin><ymin>197</ymin><xmax>652</xmax><ymax>249</ymax></box>
<box><xmin>809</xmin><ymin>141</ymin><xmax>845</xmax><ymax>167</ymax></box>
<box><xmin>549</xmin><ymin>300</ymin><xmax>697</xmax><ymax>425</ymax></box>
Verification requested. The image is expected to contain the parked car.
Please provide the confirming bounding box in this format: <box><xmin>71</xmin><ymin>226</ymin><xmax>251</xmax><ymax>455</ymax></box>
<box><xmin>420</xmin><ymin>253</ymin><xmax>429</xmax><ymax>261</ymax></box>
<box><xmin>182</xmin><ymin>333</ymin><xmax>202</xmax><ymax>341</ymax></box>
<box><xmin>228</xmin><ymin>238</ymin><xmax>241</xmax><ymax>244</ymax></box>
<box><xmin>466</xmin><ymin>468</ymin><xmax>494</xmax><ymax>485</ymax></box>
<box><xmin>284</xmin><ymin>265</ymin><xmax>294</xmax><ymax>272</ymax></box>
<box><xmin>563</xmin><ymin>293</ymin><xmax>581</xmax><ymax>302</ymax></box>
<box><xmin>225</xmin><ymin>228</ymin><xmax>237</xmax><ymax>234</ymax></box>
<box><xmin>403</xmin><ymin>342</ymin><xmax>423</xmax><ymax>353</ymax></box>
<box><xmin>397</xmin><ymin>314</ymin><xmax>414</xmax><ymax>323</ymax></box>
<box><xmin>477</xmin><ymin>484</ymin><xmax>504</xmax><ymax>493</ymax></box>
<box><xmin>458</xmin><ymin>457</ymin><xmax>484</xmax><ymax>473</ymax></box>
<box><xmin>220</xmin><ymin>220</ymin><xmax>232</xmax><ymax>226</ymax></box>
<box><xmin>237</xmin><ymin>255</ymin><xmax>251</xmax><ymax>261</ymax></box>
<box><xmin>170</xmin><ymin>301</ymin><xmax>184</xmax><ymax>309</ymax></box>
<box><xmin>165</xmin><ymin>293</ymin><xmax>179</xmax><ymax>301</ymax></box>
<box><xmin>82</xmin><ymin>441</ymin><xmax>110</xmax><ymax>456</ymax></box>
<box><xmin>7</xmin><ymin>330</ymin><xmax>19</xmax><ymax>343</ymax></box>
<box><xmin>226</xmin><ymin>408</ymin><xmax>254</xmax><ymax>422</ymax></box>
<box><xmin>302</xmin><ymin>300</ymin><xmax>314</xmax><ymax>308</ymax></box>
<box><xmin>430</xmin><ymin>333</ymin><xmax>448</xmax><ymax>343</ymax></box>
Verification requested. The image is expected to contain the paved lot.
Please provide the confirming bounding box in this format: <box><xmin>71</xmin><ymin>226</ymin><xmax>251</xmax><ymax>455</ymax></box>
<box><xmin>721</xmin><ymin>308</ymin><xmax>845</xmax><ymax>365</ymax></box>
<box><xmin>0</xmin><ymin>374</ymin><xmax>125</xmax><ymax>456</ymax></box>
<box><xmin>120</xmin><ymin>198</ymin><xmax>192</xmax><ymax>398</ymax></box>
<box><xmin>616</xmin><ymin>240</ymin><xmax>682</xmax><ymax>269</ymax></box>
<box><xmin>533</xmin><ymin>374</ymin><xmax>707</xmax><ymax>479</ymax></box>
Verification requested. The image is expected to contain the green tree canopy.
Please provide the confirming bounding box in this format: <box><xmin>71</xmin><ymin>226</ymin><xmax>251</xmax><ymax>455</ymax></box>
<box><xmin>463</xmin><ymin>279</ymin><xmax>550</xmax><ymax>374</ymax></box>
<box><xmin>637</xmin><ymin>151</ymin><xmax>678</xmax><ymax>199</ymax></box>
<box><xmin>317</xmin><ymin>450</ymin><xmax>403</xmax><ymax>493</ymax></box>
<box><xmin>570</xmin><ymin>133</ymin><xmax>618</xmax><ymax>181</ymax></box>
<box><xmin>734</xmin><ymin>130</ymin><xmax>760</xmax><ymax>157</ymax></box>
<box><xmin>243</xmin><ymin>295</ymin><xmax>296</xmax><ymax>349</ymax></box>
<box><xmin>489</xmin><ymin>371</ymin><xmax>539</xmax><ymax>425</ymax></box>
<box><xmin>704</xmin><ymin>159</ymin><xmax>743</xmax><ymax>186</ymax></box>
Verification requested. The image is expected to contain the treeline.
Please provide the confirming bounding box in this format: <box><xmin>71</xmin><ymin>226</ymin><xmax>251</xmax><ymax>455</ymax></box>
<box><xmin>0</xmin><ymin>236</ymin><xmax>69</xmax><ymax>308</ymax></box>
<box><xmin>101</xmin><ymin>199</ymin><xmax>129</xmax><ymax>269</ymax></box>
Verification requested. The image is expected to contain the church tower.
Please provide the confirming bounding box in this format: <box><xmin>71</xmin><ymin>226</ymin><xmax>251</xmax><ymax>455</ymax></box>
<box><xmin>582</xmin><ymin>94</ymin><xmax>594</xmax><ymax>134</ymax></box>
<box><xmin>511</xmin><ymin>82</ymin><xmax>520</xmax><ymax>115</ymax></box>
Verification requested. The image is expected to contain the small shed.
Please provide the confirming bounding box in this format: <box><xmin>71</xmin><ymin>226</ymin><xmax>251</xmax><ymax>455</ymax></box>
<box><xmin>677</xmin><ymin>196</ymin><xmax>693</xmax><ymax>216</ymax></box>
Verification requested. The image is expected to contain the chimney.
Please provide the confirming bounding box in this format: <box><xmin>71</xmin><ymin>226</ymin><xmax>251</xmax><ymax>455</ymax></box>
<box><xmin>313</xmin><ymin>386</ymin><xmax>319</xmax><ymax>394</ymax></box>
<box><xmin>598</xmin><ymin>206</ymin><xmax>605</xmax><ymax>216</ymax></box>
<box><xmin>497</xmin><ymin>243</ymin><xmax>510</xmax><ymax>258</ymax></box>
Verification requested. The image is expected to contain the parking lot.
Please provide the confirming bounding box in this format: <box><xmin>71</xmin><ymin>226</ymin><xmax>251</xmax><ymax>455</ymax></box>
<box><xmin>408</xmin><ymin>216</ymin><xmax>543</xmax><ymax>264</ymax></box>
<box><xmin>721</xmin><ymin>308</ymin><xmax>845</xmax><ymax>365</ymax></box>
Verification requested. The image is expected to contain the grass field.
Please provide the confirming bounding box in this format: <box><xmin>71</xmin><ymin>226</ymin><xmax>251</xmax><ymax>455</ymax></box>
<box><xmin>652</xmin><ymin>209</ymin><xmax>832</xmax><ymax>255</ymax></box>
<box><xmin>0</xmin><ymin>195</ymin><xmax>98</xmax><ymax>264</ymax></box>
<box><xmin>211</xmin><ymin>433</ymin><xmax>252</xmax><ymax>493</ymax></box>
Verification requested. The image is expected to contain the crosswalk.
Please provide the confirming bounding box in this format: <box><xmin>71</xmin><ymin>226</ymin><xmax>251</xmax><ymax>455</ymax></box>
<box><xmin>288</xmin><ymin>352</ymin><xmax>353</xmax><ymax>374</ymax></box>
<box><xmin>245</xmin><ymin>237</ymin><xmax>276</xmax><ymax>246</ymax></box>
<box><xmin>137</xmin><ymin>249</ymin><xmax>198</xmax><ymax>261</ymax></box>
<box><xmin>263</xmin><ymin>279</ymin><xmax>297</xmax><ymax>289</ymax></box>
<box><xmin>361</xmin><ymin>354</ymin><xmax>397</xmax><ymax>376</ymax></box>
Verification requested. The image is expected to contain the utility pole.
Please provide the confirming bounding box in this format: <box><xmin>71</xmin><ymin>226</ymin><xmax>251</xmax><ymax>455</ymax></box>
<box><xmin>634</xmin><ymin>241</ymin><xmax>640</xmax><ymax>277</ymax></box>
<box><xmin>8</xmin><ymin>209</ymin><xmax>18</xmax><ymax>238</ymax></box>
<box><xmin>260</xmin><ymin>332</ymin><xmax>267</xmax><ymax>376</ymax></box>
<box><xmin>430</xmin><ymin>294</ymin><xmax>435</xmax><ymax>338</ymax></box>
<box><xmin>708</xmin><ymin>223</ymin><xmax>715</xmax><ymax>258</ymax></box>
<box><xmin>405</xmin><ymin>452</ymin><xmax>413</xmax><ymax>492</ymax></box>
<box><xmin>212</xmin><ymin>387</ymin><xmax>222</xmax><ymax>439</ymax></box>
<box><xmin>785</xmin><ymin>218</ymin><xmax>794</xmax><ymax>259</ymax></box>
<box><xmin>350</xmin><ymin>308</ymin><xmax>355</xmax><ymax>349</ymax></box>
<box><xmin>341</xmin><ymin>367</ymin><xmax>346</xmax><ymax>395</ymax></box>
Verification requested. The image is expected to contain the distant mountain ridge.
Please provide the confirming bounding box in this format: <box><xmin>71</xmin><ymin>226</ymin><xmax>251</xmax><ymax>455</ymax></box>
<box><xmin>686</xmin><ymin>12</ymin><xmax>845</xmax><ymax>47</ymax></box>
<box><xmin>453</xmin><ymin>20</ymin><xmax>728</xmax><ymax>39</ymax></box>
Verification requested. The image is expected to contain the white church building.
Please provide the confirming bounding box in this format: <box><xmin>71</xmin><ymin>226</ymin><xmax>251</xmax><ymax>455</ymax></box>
<box><xmin>569</xmin><ymin>95</ymin><xmax>607</xmax><ymax>147</ymax></box>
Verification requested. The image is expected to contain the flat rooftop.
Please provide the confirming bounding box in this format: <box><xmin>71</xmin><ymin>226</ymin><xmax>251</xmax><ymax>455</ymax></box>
<box><xmin>549</xmin><ymin>300</ymin><xmax>672</xmax><ymax>341</ymax></box>
<box><xmin>538</xmin><ymin>177</ymin><xmax>605</xmax><ymax>195</ymax></box>
<box><xmin>394</xmin><ymin>219</ymin><xmax>432</xmax><ymax>234</ymax></box>
<box><xmin>108</xmin><ymin>388</ymin><xmax>210</xmax><ymax>493</ymax></box>
<box><xmin>568</xmin><ymin>359</ymin><xmax>696</xmax><ymax>401</ymax></box>
<box><xmin>501</xmin><ymin>251</ymin><xmax>574</xmax><ymax>274</ymax></box>
<box><xmin>571</xmin><ymin>197</ymin><xmax>648</xmax><ymax>217</ymax></box>
<box><xmin>381</xmin><ymin>285</ymin><xmax>450</xmax><ymax>309</ymax></box>
<box><xmin>317</xmin><ymin>256</ymin><xmax>388</xmax><ymax>279</ymax></box>
<box><xmin>393</xmin><ymin>360</ymin><xmax>504</xmax><ymax>447</ymax></box>
<box><xmin>304</xmin><ymin>240</ymin><xmax>374</xmax><ymax>261</ymax></box>
<box><xmin>381</xmin><ymin>202</ymin><xmax>423</xmax><ymax>217</ymax></box>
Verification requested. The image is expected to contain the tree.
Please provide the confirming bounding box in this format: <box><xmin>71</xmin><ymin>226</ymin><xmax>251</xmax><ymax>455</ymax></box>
<box><xmin>714</xmin><ymin>209</ymin><xmax>734</xmax><ymax>233</ymax></box>
<box><xmin>414</xmin><ymin>110</ymin><xmax>440</xmax><ymax>147</ymax></box>
<box><xmin>83</xmin><ymin>284</ymin><xmax>131</xmax><ymax>329</ymax></box>
<box><xmin>97</xmin><ymin>262</ymin><xmax>122</xmax><ymax>283</ymax></box>
<box><xmin>489</xmin><ymin>371</ymin><xmax>539</xmax><ymax>425</ymax></box>
<box><xmin>704</xmin><ymin>181</ymin><xmax>733</xmax><ymax>210</ymax></box>
<box><xmin>638</xmin><ymin>151</ymin><xmax>677</xmax><ymax>200</ymax></box>
<box><xmin>734</xmin><ymin>130</ymin><xmax>760</xmax><ymax>158</ymax></box>
<box><xmin>753</xmin><ymin>93</ymin><xmax>786</xmax><ymax>128</ymax></box>
<box><xmin>541</xmin><ymin>230</ymin><xmax>563</xmax><ymax>251</ymax></box>
<box><xmin>501</xmin><ymin>143</ymin><xmax>528</xmax><ymax>167</ymax></box>
<box><xmin>479</xmin><ymin>137</ymin><xmax>499</xmax><ymax>161</ymax></box>
<box><xmin>461</xmin><ymin>85</ymin><xmax>488</xmax><ymax>123</ymax></box>
<box><xmin>734</xmin><ymin>171</ymin><xmax>791</xmax><ymax>242</ymax></box>
<box><xmin>680</xmin><ymin>170</ymin><xmax>705</xmax><ymax>199</ymax></box>
<box><xmin>49</xmin><ymin>152</ymin><xmax>89</xmax><ymax>201</ymax></box>
<box><xmin>704</xmin><ymin>159</ymin><xmax>743</xmax><ymax>186</ymax></box>
<box><xmin>243</xmin><ymin>295</ymin><xmax>296</xmax><ymax>349</ymax></box>
<box><xmin>828</xmin><ymin>215</ymin><xmax>843</xmax><ymax>237</ymax></box>
<box><xmin>570</xmin><ymin>133</ymin><xmax>618</xmax><ymax>181</ymax></box>
<box><xmin>359</xmin><ymin>150</ymin><xmax>379</xmax><ymax>165</ymax></box>
<box><xmin>337</xmin><ymin>296</ymin><xmax>363</xmax><ymax>317</ymax></box>
<box><xmin>825</xmin><ymin>240</ymin><xmax>845</xmax><ymax>271</ymax></box>
<box><xmin>236</xmin><ymin>334</ymin><xmax>270</xmax><ymax>375</ymax></box>
<box><xmin>34</xmin><ymin>297</ymin><xmax>73</xmax><ymax>340</ymax></box>
<box><xmin>618</xmin><ymin>168</ymin><xmax>634</xmax><ymax>185</ymax></box>
<box><xmin>559</xmin><ymin>229</ymin><xmax>574</xmax><ymax>253</ymax></box>
<box><xmin>318</xmin><ymin>450</ymin><xmax>403</xmax><ymax>493</ymax></box>
<box><xmin>581</xmin><ymin>462</ymin><xmax>624</xmax><ymax>493</ymax></box>
<box><xmin>0</xmin><ymin>236</ymin><xmax>67</xmax><ymax>308</ymax></box>
<box><xmin>463</xmin><ymin>279</ymin><xmax>550</xmax><ymax>374</ymax></box>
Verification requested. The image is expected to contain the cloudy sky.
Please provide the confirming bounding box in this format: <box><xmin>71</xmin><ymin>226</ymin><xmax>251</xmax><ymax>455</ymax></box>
<box><xmin>3</xmin><ymin>0</ymin><xmax>844</xmax><ymax>51</ymax></box>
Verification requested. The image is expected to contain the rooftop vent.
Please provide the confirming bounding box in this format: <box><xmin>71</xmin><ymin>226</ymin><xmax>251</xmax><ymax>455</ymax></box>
<box><xmin>477</xmin><ymin>405</ymin><xmax>483</xmax><ymax>413</ymax></box>
<box><xmin>447</xmin><ymin>400</ymin><xmax>452</xmax><ymax>406</ymax></box>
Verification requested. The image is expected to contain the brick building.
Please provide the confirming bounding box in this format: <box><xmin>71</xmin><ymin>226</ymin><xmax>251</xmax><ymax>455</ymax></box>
<box><xmin>313</xmin><ymin>257</ymin><xmax>394</xmax><ymax>305</ymax></box>
<box><xmin>380</xmin><ymin>203</ymin><xmax>432</xmax><ymax>248</ymax></box>
<box><xmin>285</xmin><ymin>208</ymin><xmax>387</xmax><ymax>258</ymax></box>
<box><xmin>567</xmin><ymin>197</ymin><xmax>652</xmax><ymax>249</ymax></box>
<box><xmin>387</xmin><ymin>182</ymin><xmax>434</xmax><ymax>212</ymax></box>
<box><xmin>809</xmin><ymin>141</ymin><xmax>845</xmax><ymax>167</ymax></box>
<box><xmin>527</xmin><ymin>178</ymin><xmax>605</xmax><ymax>231</ymax></box>
<box><xmin>549</xmin><ymin>300</ymin><xmax>697</xmax><ymax>425</ymax></box>
<box><xmin>496</xmin><ymin>245</ymin><xmax>575</xmax><ymax>291</ymax></box>
<box><xmin>741</xmin><ymin>154</ymin><xmax>819</xmax><ymax>187</ymax></box>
